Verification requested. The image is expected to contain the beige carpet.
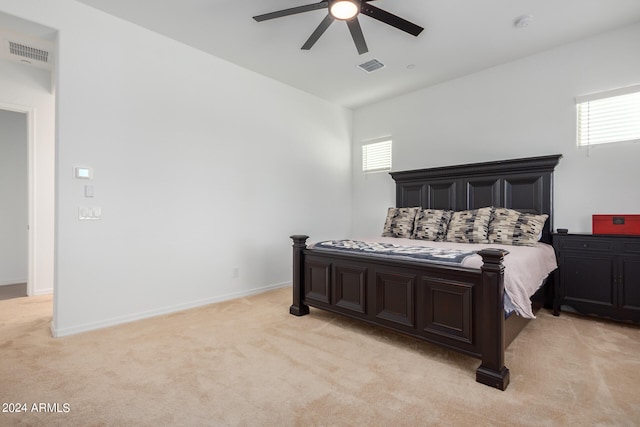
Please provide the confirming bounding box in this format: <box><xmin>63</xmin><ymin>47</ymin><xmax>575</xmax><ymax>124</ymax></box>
<box><xmin>1</xmin><ymin>287</ymin><xmax>639</xmax><ymax>426</ymax></box>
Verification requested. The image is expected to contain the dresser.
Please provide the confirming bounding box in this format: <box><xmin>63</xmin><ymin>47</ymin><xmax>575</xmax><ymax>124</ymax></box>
<box><xmin>553</xmin><ymin>233</ymin><xmax>640</xmax><ymax>323</ymax></box>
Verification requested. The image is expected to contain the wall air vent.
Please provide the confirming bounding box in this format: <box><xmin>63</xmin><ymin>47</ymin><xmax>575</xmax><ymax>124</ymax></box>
<box><xmin>8</xmin><ymin>41</ymin><xmax>49</xmax><ymax>63</ymax></box>
<box><xmin>1</xmin><ymin>30</ymin><xmax>54</xmax><ymax>71</ymax></box>
<box><xmin>357</xmin><ymin>59</ymin><xmax>384</xmax><ymax>73</ymax></box>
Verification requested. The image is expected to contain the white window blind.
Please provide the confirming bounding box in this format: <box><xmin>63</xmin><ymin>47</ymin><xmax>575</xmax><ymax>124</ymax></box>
<box><xmin>576</xmin><ymin>85</ymin><xmax>640</xmax><ymax>147</ymax></box>
<box><xmin>362</xmin><ymin>140</ymin><xmax>392</xmax><ymax>172</ymax></box>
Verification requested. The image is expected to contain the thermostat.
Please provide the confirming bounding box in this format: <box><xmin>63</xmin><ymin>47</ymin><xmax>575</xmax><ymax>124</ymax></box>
<box><xmin>74</xmin><ymin>166</ymin><xmax>93</xmax><ymax>179</ymax></box>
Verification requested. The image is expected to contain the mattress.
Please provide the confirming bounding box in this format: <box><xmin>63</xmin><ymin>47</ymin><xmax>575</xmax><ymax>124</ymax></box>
<box><xmin>309</xmin><ymin>236</ymin><xmax>558</xmax><ymax>319</ymax></box>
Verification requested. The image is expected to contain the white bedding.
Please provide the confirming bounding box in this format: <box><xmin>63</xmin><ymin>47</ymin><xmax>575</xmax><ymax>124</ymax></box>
<box><xmin>353</xmin><ymin>237</ymin><xmax>558</xmax><ymax>319</ymax></box>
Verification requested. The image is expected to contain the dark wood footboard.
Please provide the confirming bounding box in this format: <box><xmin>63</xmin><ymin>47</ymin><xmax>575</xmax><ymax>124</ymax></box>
<box><xmin>288</xmin><ymin>155</ymin><xmax>561</xmax><ymax>390</ymax></box>
<box><xmin>289</xmin><ymin>235</ymin><xmax>310</xmax><ymax>317</ymax></box>
<box><xmin>476</xmin><ymin>248</ymin><xmax>509</xmax><ymax>389</ymax></box>
<box><xmin>289</xmin><ymin>235</ymin><xmax>511</xmax><ymax>390</ymax></box>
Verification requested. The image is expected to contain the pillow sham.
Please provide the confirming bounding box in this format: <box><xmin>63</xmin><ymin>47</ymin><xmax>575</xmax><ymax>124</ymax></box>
<box><xmin>488</xmin><ymin>208</ymin><xmax>548</xmax><ymax>246</ymax></box>
<box><xmin>412</xmin><ymin>209</ymin><xmax>453</xmax><ymax>241</ymax></box>
<box><xmin>445</xmin><ymin>207</ymin><xmax>493</xmax><ymax>243</ymax></box>
<box><xmin>381</xmin><ymin>207</ymin><xmax>420</xmax><ymax>238</ymax></box>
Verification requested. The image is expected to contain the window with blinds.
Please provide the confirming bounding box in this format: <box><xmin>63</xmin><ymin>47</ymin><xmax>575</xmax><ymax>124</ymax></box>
<box><xmin>576</xmin><ymin>85</ymin><xmax>640</xmax><ymax>147</ymax></box>
<box><xmin>362</xmin><ymin>140</ymin><xmax>392</xmax><ymax>172</ymax></box>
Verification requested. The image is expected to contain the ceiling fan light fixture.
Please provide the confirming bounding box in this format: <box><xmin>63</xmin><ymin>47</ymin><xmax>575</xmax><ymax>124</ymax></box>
<box><xmin>329</xmin><ymin>0</ymin><xmax>359</xmax><ymax>20</ymax></box>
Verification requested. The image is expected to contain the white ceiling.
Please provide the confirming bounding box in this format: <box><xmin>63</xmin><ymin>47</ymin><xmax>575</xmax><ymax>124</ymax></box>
<box><xmin>10</xmin><ymin>1</ymin><xmax>640</xmax><ymax>109</ymax></box>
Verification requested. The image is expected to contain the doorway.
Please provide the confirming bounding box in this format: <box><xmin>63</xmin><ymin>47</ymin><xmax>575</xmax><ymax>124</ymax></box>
<box><xmin>0</xmin><ymin>109</ymin><xmax>28</xmax><ymax>299</ymax></box>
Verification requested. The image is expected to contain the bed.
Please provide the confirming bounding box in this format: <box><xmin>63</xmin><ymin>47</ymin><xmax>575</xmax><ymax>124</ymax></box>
<box><xmin>289</xmin><ymin>154</ymin><xmax>562</xmax><ymax>390</ymax></box>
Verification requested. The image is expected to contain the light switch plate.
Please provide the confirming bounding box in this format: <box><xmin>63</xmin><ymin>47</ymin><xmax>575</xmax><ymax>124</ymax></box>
<box><xmin>79</xmin><ymin>206</ymin><xmax>101</xmax><ymax>220</ymax></box>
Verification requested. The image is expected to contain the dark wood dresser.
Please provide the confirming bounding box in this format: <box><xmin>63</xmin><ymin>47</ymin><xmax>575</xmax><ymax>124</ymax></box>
<box><xmin>553</xmin><ymin>233</ymin><xmax>640</xmax><ymax>323</ymax></box>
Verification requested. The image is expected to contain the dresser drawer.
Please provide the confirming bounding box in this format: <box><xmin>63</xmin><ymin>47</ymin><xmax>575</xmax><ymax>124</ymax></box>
<box><xmin>557</xmin><ymin>238</ymin><xmax>614</xmax><ymax>252</ymax></box>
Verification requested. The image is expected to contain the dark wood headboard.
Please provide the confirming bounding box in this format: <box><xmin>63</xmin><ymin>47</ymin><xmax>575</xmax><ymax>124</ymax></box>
<box><xmin>389</xmin><ymin>155</ymin><xmax>562</xmax><ymax>244</ymax></box>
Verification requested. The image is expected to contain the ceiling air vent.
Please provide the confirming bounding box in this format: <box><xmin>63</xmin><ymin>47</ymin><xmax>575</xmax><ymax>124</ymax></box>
<box><xmin>8</xmin><ymin>41</ymin><xmax>49</xmax><ymax>63</ymax></box>
<box><xmin>357</xmin><ymin>59</ymin><xmax>384</xmax><ymax>73</ymax></box>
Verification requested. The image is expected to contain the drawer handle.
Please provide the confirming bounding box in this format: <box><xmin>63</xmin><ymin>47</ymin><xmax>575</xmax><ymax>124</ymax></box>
<box><xmin>583</xmin><ymin>244</ymin><xmax>588</xmax><ymax>248</ymax></box>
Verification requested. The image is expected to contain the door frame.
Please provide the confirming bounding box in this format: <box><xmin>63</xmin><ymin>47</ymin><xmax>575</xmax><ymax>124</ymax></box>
<box><xmin>0</xmin><ymin>101</ymin><xmax>36</xmax><ymax>296</ymax></box>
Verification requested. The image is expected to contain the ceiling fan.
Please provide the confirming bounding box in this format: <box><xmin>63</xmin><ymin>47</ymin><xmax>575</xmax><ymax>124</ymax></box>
<box><xmin>253</xmin><ymin>0</ymin><xmax>424</xmax><ymax>55</ymax></box>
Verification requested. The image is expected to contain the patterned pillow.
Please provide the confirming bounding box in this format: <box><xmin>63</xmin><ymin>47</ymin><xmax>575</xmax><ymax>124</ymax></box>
<box><xmin>445</xmin><ymin>207</ymin><xmax>493</xmax><ymax>243</ymax></box>
<box><xmin>412</xmin><ymin>209</ymin><xmax>453</xmax><ymax>241</ymax></box>
<box><xmin>488</xmin><ymin>208</ymin><xmax>548</xmax><ymax>246</ymax></box>
<box><xmin>381</xmin><ymin>207</ymin><xmax>420</xmax><ymax>238</ymax></box>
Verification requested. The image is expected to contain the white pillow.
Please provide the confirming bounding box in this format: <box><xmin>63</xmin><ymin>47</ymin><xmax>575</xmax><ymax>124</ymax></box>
<box><xmin>445</xmin><ymin>207</ymin><xmax>493</xmax><ymax>243</ymax></box>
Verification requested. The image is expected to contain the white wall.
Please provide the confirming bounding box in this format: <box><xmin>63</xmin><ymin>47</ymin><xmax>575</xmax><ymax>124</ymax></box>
<box><xmin>0</xmin><ymin>60</ymin><xmax>56</xmax><ymax>295</ymax></box>
<box><xmin>0</xmin><ymin>109</ymin><xmax>28</xmax><ymax>285</ymax></box>
<box><xmin>5</xmin><ymin>0</ymin><xmax>636</xmax><ymax>336</ymax></box>
<box><xmin>352</xmin><ymin>23</ymin><xmax>640</xmax><ymax>237</ymax></box>
<box><xmin>0</xmin><ymin>0</ymin><xmax>352</xmax><ymax>336</ymax></box>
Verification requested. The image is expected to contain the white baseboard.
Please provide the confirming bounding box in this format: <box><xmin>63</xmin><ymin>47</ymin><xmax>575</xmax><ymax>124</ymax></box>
<box><xmin>32</xmin><ymin>287</ymin><xmax>53</xmax><ymax>296</ymax></box>
<box><xmin>50</xmin><ymin>282</ymin><xmax>291</xmax><ymax>338</ymax></box>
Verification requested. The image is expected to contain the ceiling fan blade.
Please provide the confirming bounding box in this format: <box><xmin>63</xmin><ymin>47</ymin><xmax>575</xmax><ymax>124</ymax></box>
<box><xmin>347</xmin><ymin>18</ymin><xmax>368</xmax><ymax>55</ymax></box>
<box><xmin>302</xmin><ymin>14</ymin><xmax>335</xmax><ymax>50</ymax></box>
<box><xmin>360</xmin><ymin>3</ymin><xmax>424</xmax><ymax>36</ymax></box>
<box><xmin>253</xmin><ymin>1</ymin><xmax>328</xmax><ymax>22</ymax></box>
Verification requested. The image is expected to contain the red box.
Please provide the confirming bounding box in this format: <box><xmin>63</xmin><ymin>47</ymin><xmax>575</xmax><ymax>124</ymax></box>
<box><xmin>592</xmin><ymin>214</ymin><xmax>640</xmax><ymax>236</ymax></box>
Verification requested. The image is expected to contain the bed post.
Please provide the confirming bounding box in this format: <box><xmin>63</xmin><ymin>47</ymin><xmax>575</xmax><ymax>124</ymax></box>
<box><xmin>289</xmin><ymin>235</ymin><xmax>310</xmax><ymax>316</ymax></box>
<box><xmin>476</xmin><ymin>249</ymin><xmax>510</xmax><ymax>391</ymax></box>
